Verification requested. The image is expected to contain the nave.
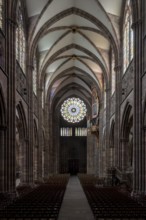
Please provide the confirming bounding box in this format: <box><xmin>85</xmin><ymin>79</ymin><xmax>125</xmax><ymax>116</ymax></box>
<box><xmin>58</xmin><ymin>175</ymin><xmax>94</xmax><ymax>220</ymax></box>
<box><xmin>0</xmin><ymin>0</ymin><xmax>146</xmax><ymax>219</ymax></box>
<box><xmin>0</xmin><ymin>174</ymin><xmax>146</xmax><ymax>220</ymax></box>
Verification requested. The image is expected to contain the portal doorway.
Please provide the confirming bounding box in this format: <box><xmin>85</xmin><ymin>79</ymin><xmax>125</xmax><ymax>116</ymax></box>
<box><xmin>68</xmin><ymin>159</ymin><xmax>79</xmax><ymax>175</ymax></box>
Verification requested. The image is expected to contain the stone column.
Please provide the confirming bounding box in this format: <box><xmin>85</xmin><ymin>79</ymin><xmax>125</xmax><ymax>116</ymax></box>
<box><xmin>142</xmin><ymin>0</ymin><xmax>146</xmax><ymax>195</ymax></box>
<box><xmin>24</xmin><ymin>138</ymin><xmax>29</xmax><ymax>183</ymax></box>
<box><xmin>27</xmin><ymin>65</ymin><xmax>34</xmax><ymax>184</ymax></box>
<box><xmin>5</xmin><ymin>18</ymin><xmax>17</xmax><ymax>193</ymax></box>
<box><xmin>87</xmin><ymin>133</ymin><xmax>96</xmax><ymax>174</ymax></box>
<box><xmin>142</xmin><ymin>126</ymin><xmax>146</xmax><ymax>193</ymax></box>
<box><xmin>105</xmin><ymin>87</ymin><xmax>111</xmax><ymax>171</ymax></box>
<box><xmin>132</xmin><ymin>15</ymin><xmax>143</xmax><ymax>194</ymax></box>
<box><xmin>44</xmin><ymin>103</ymin><xmax>50</xmax><ymax>178</ymax></box>
<box><xmin>98</xmin><ymin>101</ymin><xmax>104</xmax><ymax>177</ymax></box>
<box><xmin>0</xmin><ymin>125</ymin><xmax>7</xmax><ymax>191</ymax></box>
<box><xmin>37</xmin><ymin>88</ymin><xmax>43</xmax><ymax>180</ymax></box>
<box><xmin>94</xmin><ymin>133</ymin><xmax>99</xmax><ymax>176</ymax></box>
<box><xmin>120</xmin><ymin>138</ymin><xmax>129</xmax><ymax>171</ymax></box>
<box><xmin>48</xmin><ymin>110</ymin><xmax>54</xmax><ymax>174</ymax></box>
<box><xmin>114</xmin><ymin>65</ymin><xmax>121</xmax><ymax>169</ymax></box>
<box><xmin>54</xmin><ymin>110</ymin><xmax>60</xmax><ymax>174</ymax></box>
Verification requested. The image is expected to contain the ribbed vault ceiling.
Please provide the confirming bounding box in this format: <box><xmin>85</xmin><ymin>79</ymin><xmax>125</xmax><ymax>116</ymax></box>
<box><xmin>26</xmin><ymin>0</ymin><xmax>122</xmax><ymax>108</ymax></box>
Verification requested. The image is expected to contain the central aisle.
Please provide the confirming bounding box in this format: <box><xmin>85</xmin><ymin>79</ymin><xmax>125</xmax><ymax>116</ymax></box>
<box><xmin>58</xmin><ymin>175</ymin><xmax>95</xmax><ymax>220</ymax></box>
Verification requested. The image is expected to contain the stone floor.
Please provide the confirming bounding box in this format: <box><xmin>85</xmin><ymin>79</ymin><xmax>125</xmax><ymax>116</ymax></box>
<box><xmin>58</xmin><ymin>175</ymin><xmax>95</xmax><ymax>220</ymax></box>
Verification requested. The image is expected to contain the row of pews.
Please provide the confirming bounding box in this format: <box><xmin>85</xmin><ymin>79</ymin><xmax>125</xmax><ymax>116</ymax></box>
<box><xmin>0</xmin><ymin>174</ymin><xmax>69</xmax><ymax>220</ymax></box>
<box><xmin>78</xmin><ymin>174</ymin><xmax>146</xmax><ymax>220</ymax></box>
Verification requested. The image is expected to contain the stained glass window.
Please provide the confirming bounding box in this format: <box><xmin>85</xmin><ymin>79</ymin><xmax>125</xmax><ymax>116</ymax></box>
<box><xmin>33</xmin><ymin>56</ymin><xmax>37</xmax><ymax>95</ymax></box>
<box><xmin>123</xmin><ymin>0</ymin><xmax>133</xmax><ymax>73</ymax></box>
<box><xmin>60</xmin><ymin>128</ymin><xmax>72</xmax><ymax>136</ymax></box>
<box><xmin>61</xmin><ymin>97</ymin><xmax>87</xmax><ymax>123</ymax></box>
<box><xmin>111</xmin><ymin>51</ymin><xmax>115</xmax><ymax>95</ymax></box>
<box><xmin>0</xmin><ymin>0</ymin><xmax>3</xmax><ymax>29</ymax></box>
<box><xmin>75</xmin><ymin>128</ymin><xmax>87</xmax><ymax>136</ymax></box>
<box><xmin>16</xmin><ymin>1</ymin><xmax>26</xmax><ymax>74</ymax></box>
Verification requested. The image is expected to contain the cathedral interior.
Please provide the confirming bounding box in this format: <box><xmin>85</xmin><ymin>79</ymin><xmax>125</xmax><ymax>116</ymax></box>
<box><xmin>0</xmin><ymin>0</ymin><xmax>146</xmax><ymax>219</ymax></box>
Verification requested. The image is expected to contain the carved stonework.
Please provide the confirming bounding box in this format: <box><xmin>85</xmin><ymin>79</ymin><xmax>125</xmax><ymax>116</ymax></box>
<box><xmin>16</xmin><ymin>62</ymin><xmax>27</xmax><ymax>103</ymax></box>
<box><xmin>122</xmin><ymin>61</ymin><xmax>134</xmax><ymax>102</ymax></box>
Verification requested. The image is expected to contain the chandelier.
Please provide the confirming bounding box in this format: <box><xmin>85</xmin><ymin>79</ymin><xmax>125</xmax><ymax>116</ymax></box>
<box><xmin>60</xmin><ymin>97</ymin><xmax>87</xmax><ymax>123</ymax></box>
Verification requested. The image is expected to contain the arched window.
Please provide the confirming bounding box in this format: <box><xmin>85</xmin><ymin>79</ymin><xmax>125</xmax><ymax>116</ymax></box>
<box><xmin>111</xmin><ymin>51</ymin><xmax>115</xmax><ymax>95</ymax></box>
<box><xmin>123</xmin><ymin>0</ymin><xmax>133</xmax><ymax>73</ymax></box>
<box><xmin>33</xmin><ymin>55</ymin><xmax>37</xmax><ymax>95</ymax></box>
<box><xmin>0</xmin><ymin>0</ymin><xmax>4</xmax><ymax>30</ymax></box>
<box><xmin>16</xmin><ymin>1</ymin><xmax>26</xmax><ymax>74</ymax></box>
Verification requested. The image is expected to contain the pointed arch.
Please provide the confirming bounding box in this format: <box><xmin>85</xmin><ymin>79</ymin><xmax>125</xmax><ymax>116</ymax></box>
<box><xmin>16</xmin><ymin>101</ymin><xmax>27</xmax><ymax>139</ymax></box>
<box><xmin>121</xmin><ymin>103</ymin><xmax>133</xmax><ymax>139</ymax></box>
<box><xmin>120</xmin><ymin>102</ymin><xmax>133</xmax><ymax>186</ymax></box>
<box><xmin>15</xmin><ymin>101</ymin><xmax>27</xmax><ymax>186</ymax></box>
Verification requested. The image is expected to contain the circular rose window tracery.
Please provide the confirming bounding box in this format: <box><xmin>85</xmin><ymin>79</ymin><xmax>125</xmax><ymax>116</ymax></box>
<box><xmin>60</xmin><ymin>97</ymin><xmax>87</xmax><ymax>123</ymax></box>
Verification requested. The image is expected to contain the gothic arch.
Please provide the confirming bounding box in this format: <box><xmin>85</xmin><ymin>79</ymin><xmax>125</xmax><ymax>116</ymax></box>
<box><xmin>121</xmin><ymin>103</ymin><xmax>133</xmax><ymax>186</ymax></box>
<box><xmin>16</xmin><ymin>102</ymin><xmax>27</xmax><ymax>138</ymax></box>
<box><xmin>16</xmin><ymin>101</ymin><xmax>27</xmax><ymax>186</ymax></box>
<box><xmin>121</xmin><ymin>103</ymin><xmax>133</xmax><ymax>140</ymax></box>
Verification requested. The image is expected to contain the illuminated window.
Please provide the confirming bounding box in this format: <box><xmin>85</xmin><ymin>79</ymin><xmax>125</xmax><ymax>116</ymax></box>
<box><xmin>75</xmin><ymin>128</ymin><xmax>87</xmax><ymax>136</ymax></box>
<box><xmin>111</xmin><ymin>51</ymin><xmax>115</xmax><ymax>95</ymax></box>
<box><xmin>33</xmin><ymin>56</ymin><xmax>37</xmax><ymax>95</ymax></box>
<box><xmin>60</xmin><ymin>128</ymin><xmax>72</xmax><ymax>136</ymax></box>
<box><xmin>0</xmin><ymin>0</ymin><xmax>3</xmax><ymax>29</ymax></box>
<box><xmin>123</xmin><ymin>0</ymin><xmax>133</xmax><ymax>73</ymax></box>
<box><xmin>16</xmin><ymin>1</ymin><xmax>26</xmax><ymax>74</ymax></box>
<box><xmin>61</xmin><ymin>97</ymin><xmax>87</xmax><ymax>123</ymax></box>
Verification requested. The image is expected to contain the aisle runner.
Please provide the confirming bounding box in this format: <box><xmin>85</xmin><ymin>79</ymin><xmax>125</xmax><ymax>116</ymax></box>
<box><xmin>58</xmin><ymin>175</ymin><xmax>95</xmax><ymax>220</ymax></box>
